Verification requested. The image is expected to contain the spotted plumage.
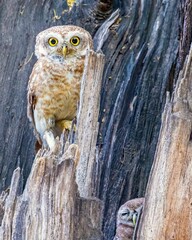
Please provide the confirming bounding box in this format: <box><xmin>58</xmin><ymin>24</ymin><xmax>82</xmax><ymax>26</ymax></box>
<box><xmin>27</xmin><ymin>25</ymin><xmax>93</xmax><ymax>149</ymax></box>
<box><xmin>114</xmin><ymin>198</ymin><xmax>144</xmax><ymax>240</ymax></box>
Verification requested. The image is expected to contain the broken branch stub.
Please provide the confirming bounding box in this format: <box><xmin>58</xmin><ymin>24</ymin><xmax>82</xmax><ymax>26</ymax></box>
<box><xmin>0</xmin><ymin>145</ymin><xmax>103</xmax><ymax>240</ymax></box>
<box><xmin>137</xmin><ymin>44</ymin><xmax>192</xmax><ymax>239</ymax></box>
<box><xmin>76</xmin><ymin>50</ymin><xmax>105</xmax><ymax>198</ymax></box>
<box><xmin>0</xmin><ymin>49</ymin><xmax>105</xmax><ymax>240</ymax></box>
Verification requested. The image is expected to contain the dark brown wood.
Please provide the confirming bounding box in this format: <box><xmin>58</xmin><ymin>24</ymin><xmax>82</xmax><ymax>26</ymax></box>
<box><xmin>97</xmin><ymin>1</ymin><xmax>187</xmax><ymax>238</ymax></box>
<box><xmin>137</xmin><ymin>44</ymin><xmax>192</xmax><ymax>240</ymax></box>
<box><xmin>0</xmin><ymin>0</ymin><xmax>192</xmax><ymax>239</ymax></box>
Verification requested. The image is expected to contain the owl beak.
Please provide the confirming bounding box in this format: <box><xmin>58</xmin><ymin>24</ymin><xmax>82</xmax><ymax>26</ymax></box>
<box><xmin>132</xmin><ymin>213</ymin><xmax>137</xmax><ymax>226</ymax></box>
<box><xmin>62</xmin><ymin>45</ymin><xmax>68</xmax><ymax>58</ymax></box>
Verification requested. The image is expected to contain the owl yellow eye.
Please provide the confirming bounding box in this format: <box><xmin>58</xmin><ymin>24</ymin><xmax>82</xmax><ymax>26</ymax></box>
<box><xmin>48</xmin><ymin>37</ymin><xmax>58</xmax><ymax>47</ymax></box>
<box><xmin>70</xmin><ymin>36</ymin><xmax>80</xmax><ymax>46</ymax></box>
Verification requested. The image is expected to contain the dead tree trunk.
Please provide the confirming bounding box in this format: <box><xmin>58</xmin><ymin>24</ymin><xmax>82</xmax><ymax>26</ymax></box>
<box><xmin>0</xmin><ymin>51</ymin><xmax>104</xmax><ymax>240</ymax></box>
<box><xmin>0</xmin><ymin>0</ymin><xmax>192</xmax><ymax>239</ymax></box>
<box><xmin>0</xmin><ymin>148</ymin><xmax>103</xmax><ymax>240</ymax></box>
<box><xmin>137</xmin><ymin>44</ymin><xmax>192</xmax><ymax>240</ymax></box>
<box><xmin>76</xmin><ymin>50</ymin><xmax>105</xmax><ymax>197</ymax></box>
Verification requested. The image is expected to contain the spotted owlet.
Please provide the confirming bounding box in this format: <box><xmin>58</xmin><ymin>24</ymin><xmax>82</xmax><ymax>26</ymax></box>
<box><xmin>27</xmin><ymin>25</ymin><xmax>93</xmax><ymax>149</ymax></box>
<box><xmin>114</xmin><ymin>198</ymin><xmax>144</xmax><ymax>240</ymax></box>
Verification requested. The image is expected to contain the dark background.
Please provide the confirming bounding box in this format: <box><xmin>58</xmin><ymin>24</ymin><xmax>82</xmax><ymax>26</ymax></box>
<box><xmin>0</xmin><ymin>0</ymin><xmax>191</xmax><ymax>238</ymax></box>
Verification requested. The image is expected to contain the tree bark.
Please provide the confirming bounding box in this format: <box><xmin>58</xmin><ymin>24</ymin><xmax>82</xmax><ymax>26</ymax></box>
<box><xmin>0</xmin><ymin>51</ymin><xmax>104</xmax><ymax>240</ymax></box>
<box><xmin>0</xmin><ymin>0</ymin><xmax>192</xmax><ymax>239</ymax></box>
<box><xmin>137</xmin><ymin>43</ymin><xmax>192</xmax><ymax>240</ymax></box>
<box><xmin>98</xmin><ymin>1</ymin><xmax>184</xmax><ymax>238</ymax></box>
<box><xmin>76</xmin><ymin>50</ymin><xmax>105</xmax><ymax>197</ymax></box>
<box><xmin>0</xmin><ymin>147</ymin><xmax>103</xmax><ymax>240</ymax></box>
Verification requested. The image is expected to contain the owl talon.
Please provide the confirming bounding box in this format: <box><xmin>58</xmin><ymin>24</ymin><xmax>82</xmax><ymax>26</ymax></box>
<box><xmin>63</xmin><ymin>120</ymin><xmax>72</xmax><ymax>130</ymax></box>
<box><xmin>57</xmin><ymin>120</ymin><xmax>76</xmax><ymax>132</ymax></box>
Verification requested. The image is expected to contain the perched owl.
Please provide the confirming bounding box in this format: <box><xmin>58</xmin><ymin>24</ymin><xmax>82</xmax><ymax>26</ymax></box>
<box><xmin>27</xmin><ymin>25</ymin><xmax>93</xmax><ymax>150</ymax></box>
<box><xmin>114</xmin><ymin>198</ymin><xmax>144</xmax><ymax>240</ymax></box>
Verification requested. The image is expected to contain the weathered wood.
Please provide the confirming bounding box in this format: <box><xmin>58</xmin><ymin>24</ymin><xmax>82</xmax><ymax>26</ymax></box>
<box><xmin>76</xmin><ymin>50</ymin><xmax>105</xmax><ymax>197</ymax></box>
<box><xmin>1</xmin><ymin>0</ymin><xmax>192</xmax><ymax>239</ymax></box>
<box><xmin>0</xmin><ymin>50</ymin><xmax>104</xmax><ymax>240</ymax></box>
<box><xmin>0</xmin><ymin>0</ymin><xmax>110</xmax><ymax>194</ymax></box>
<box><xmin>98</xmin><ymin>1</ymin><xmax>182</xmax><ymax>238</ymax></box>
<box><xmin>0</xmin><ymin>146</ymin><xmax>103</xmax><ymax>240</ymax></box>
<box><xmin>137</xmin><ymin>43</ymin><xmax>192</xmax><ymax>239</ymax></box>
<box><xmin>93</xmin><ymin>9</ymin><xmax>120</xmax><ymax>52</ymax></box>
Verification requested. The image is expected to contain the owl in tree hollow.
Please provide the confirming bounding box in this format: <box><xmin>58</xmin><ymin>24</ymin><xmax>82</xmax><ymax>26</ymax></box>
<box><xmin>27</xmin><ymin>25</ymin><xmax>93</xmax><ymax>149</ymax></box>
<box><xmin>114</xmin><ymin>198</ymin><xmax>144</xmax><ymax>240</ymax></box>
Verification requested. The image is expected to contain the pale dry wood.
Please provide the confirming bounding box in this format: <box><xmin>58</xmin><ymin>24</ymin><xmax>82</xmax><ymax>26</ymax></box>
<box><xmin>0</xmin><ymin>145</ymin><xmax>103</xmax><ymax>240</ymax></box>
<box><xmin>76</xmin><ymin>50</ymin><xmax>105</xmax><ymax>197</ymax></box>
<box><xmin>93</xmin><ymin>9</ymin><xmax>120</xmax><ymax>51</ymax></box>
<box><xmin>137</xmin><ymin>44</ymin><xmax>192</xmax><ymax>240</ymax></box>
<box><xmin>0</xmin><ymin>51</ymin><xmax>104</xmax><ymax>240</ymax></box>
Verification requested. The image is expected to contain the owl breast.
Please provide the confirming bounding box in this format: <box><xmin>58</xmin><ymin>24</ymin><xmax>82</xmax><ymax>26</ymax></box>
<box><xmin>28</xmin><ymin>56</ymin><xmax>84</xmax><ymax>129</ymax></box>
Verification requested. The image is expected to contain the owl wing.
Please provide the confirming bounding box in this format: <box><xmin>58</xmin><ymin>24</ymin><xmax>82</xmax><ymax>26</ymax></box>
<box><xmin>27</xmin><ymin>67</ymin><xmax>42</xmax><ymax>146</ymax></box>
<box><xmin>27</xmin><ymin>88</ymin><xmax>36</xmax><ymax>126</ymax></box>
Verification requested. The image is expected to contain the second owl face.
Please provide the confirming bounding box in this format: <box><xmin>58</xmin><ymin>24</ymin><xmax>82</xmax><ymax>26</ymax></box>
<box><xmin>117</xmin><ymin>198</ymin><xmax>144</xmax><ymax>228</ymax></box>
<box><xmin>118</xmin><ymin>208</ymin><xmax>138</xmax><ymax>227</ymax></box>
<box><xmin>35</xmin><ymin>25</ymin><xmax>93</xmax><ymax>60</ymax></box>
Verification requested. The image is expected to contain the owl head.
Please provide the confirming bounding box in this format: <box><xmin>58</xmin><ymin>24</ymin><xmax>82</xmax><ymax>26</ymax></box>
<box><xmin>117</xmin><ymin>198</ymin><xmax>144</xmax><ymax>228</ymax></box>
<box><xmin>35</xmin><ymin>25</ymin><xmax>93</xmax><ymax>61</ymax></box>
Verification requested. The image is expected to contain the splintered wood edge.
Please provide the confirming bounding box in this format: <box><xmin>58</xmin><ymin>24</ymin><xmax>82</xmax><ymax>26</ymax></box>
<box><xmin>0</xmin><ymin>50</ymin><xmax>105</xmax><ymax>240</ymax></box>
<box><xmin>0</xmin><ymin>143</ymin><xmax>103</xmax><ymax>240</ymax></box>
<box><xmin>76</xmin><ymin>50</ymin><xmax>105</xmax><ymax>197</ymax></box>
<box><xmin>137</xmin><ymin>43</ymin><xmax>192</xmax><ymax>239</ymax></box>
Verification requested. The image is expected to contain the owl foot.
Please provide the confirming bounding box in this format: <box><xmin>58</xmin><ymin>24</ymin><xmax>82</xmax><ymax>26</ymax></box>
<box><xmin>63</xmin><ymin>120</ymin><xmax>72</xmax><ymax>130</ymax></box>
<box><xmin>57</xmin><ymin>120</ymin><xmax>76</xmax><ymax>131</ymax></box>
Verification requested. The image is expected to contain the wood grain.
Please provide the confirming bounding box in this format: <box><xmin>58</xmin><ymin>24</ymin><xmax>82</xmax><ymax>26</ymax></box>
<box><xmin>138</xmin><ymin>44</ymin><xmax>192</xmax><ymax>240</ymax></box>
<box><xmin>0</xmin><ymin>50</ymin><xmax>104</xmax><ymax>240</ymax></box>
<box><xmin>0</xmin><ymin>146</ymin><xmax>103</xmax><ymax>240</ymax></box>
<box><xmin>76</xmin><ymin>50</ymin><xmax>105</xmax><ymax>197</ymax></box>
<box><xmin>0</xmin><ymin>0</ymin><xmax>192</xmax><ymax>239</ymax></box>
